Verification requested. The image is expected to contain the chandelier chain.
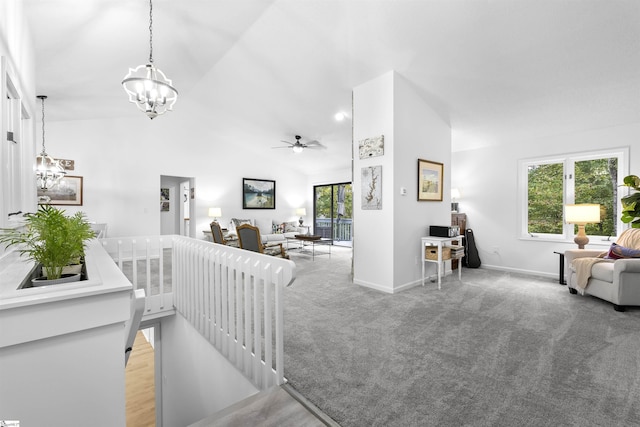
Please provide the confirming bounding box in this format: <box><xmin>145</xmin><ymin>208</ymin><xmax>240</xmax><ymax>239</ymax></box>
<box><xmin>40</xmin><ymin>97</ymin><xmax>46</xmax><ymax>153</ymax></box>
<box><xmin>148</xmin><ymin>0</ymin><xmax>153</xmax><ymax>63</ymax></box>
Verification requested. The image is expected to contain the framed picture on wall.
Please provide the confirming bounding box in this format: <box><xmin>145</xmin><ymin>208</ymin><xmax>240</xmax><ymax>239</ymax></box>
<box><xmin>242</xmin><ymin>178</ymin><xmax>276</xmax><ymax>209</ymax></box>
<box><xmin>361</xmin><ymin>166</ymin><xmax>382</xmax><ymax>210</ymax></box>
<box><xmin>417</xmin><ymin>159</ymin><xmax>443</xmax><ymax>201</ymax></box>
<box><xmin>37</xmin><ymin>175</ymin><xmax>83</xmax><ymax>206</ymax></box>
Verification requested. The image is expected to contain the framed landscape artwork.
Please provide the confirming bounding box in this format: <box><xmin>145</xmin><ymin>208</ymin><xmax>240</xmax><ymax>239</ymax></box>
<box><xmin>243</xmin><ymin>178</ymin><xmax>276</xmax><ymax>209</ymax></box>
<box><xmin>417</xmin><ymin>159</ymin><xmax>443</xmax><ymax>201</ymax></box>
<box><xmin>37</xmin><ymin>175</ymin><xmax>83</xmax><ymax>206</ymax></box>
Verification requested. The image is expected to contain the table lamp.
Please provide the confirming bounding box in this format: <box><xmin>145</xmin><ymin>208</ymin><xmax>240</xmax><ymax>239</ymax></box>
<box><xmin>565</xmin><ymin>204</ymin><xmax>600</xmax><ymax>249</ymax></box>
<box><xmin>451</xmin><ymin>188</ymin><xmax>461</xmax><ymax>213</ymax></box>
<box><xmin>208</xmin><ymin>207</ymin><xmax>222</xmax><ymax>223</ymax></box>
<box><xmin>296</xmin><ymin>208</ymin><xmax>306</xmax><ymax>226</ymax></box>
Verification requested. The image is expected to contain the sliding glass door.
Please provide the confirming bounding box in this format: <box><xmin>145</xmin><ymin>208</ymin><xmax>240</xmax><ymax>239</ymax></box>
<box><xmin>313</xmin><ymin>182</ymin><xmax>352</xmax><ymax>247</ymax></box>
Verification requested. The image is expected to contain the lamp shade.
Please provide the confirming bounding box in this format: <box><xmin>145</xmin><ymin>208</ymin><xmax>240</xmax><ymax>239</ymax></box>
<box><xmin>208</xmin><ymin>207</ymin><xmax>222</xmax><ymax>218</ymax></box>
<box><xmin>451</xmin><ymin>188</ymin><xmax>461</xmax><ymax>200</ymax></box>
<box><xmin>565</xmin><ymin>204</ymin><xmax>600</xmax><ymax>224</ymax></box>
<box><xmin>296</xmin><ymin>208</ymin><xmax>307</xmax><ymax>216</ymax></box>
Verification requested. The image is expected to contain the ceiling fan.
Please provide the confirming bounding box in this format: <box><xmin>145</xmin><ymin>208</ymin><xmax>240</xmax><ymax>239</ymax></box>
<box><xmin>273</xmin><ymin>135</ymin><xmax>325</xmax><ymax>153</ymax></box>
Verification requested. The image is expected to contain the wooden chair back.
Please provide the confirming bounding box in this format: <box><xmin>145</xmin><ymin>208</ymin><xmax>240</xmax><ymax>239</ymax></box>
<box><xmin>210</xmin><ymin>221</ymin><xmax>226</xmax><ymax>245</ymax></box>
<box><xmin>236</xmin><ymin>224</ymin><xmax>264</xmax><ymax>253</ymax></box>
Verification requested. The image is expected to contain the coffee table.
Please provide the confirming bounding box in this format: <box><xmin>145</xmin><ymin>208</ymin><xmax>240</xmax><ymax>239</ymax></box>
<box><xmin>285</xmin><ymin>235</ymin><xmax>332</xmax><ymax>260</ymax></box>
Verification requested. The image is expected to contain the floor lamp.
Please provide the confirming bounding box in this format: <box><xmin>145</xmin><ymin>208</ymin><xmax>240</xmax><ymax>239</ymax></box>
<box><xmin>565</xmin><ymin>204</ymin><xmax>601</xmax><ymax>249</ymax></box>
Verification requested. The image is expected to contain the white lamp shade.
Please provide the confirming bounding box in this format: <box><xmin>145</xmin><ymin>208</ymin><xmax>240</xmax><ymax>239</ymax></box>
<box><xmin>565</xmin><ymin>204</ymin><xmax>600</xmax><ymax>224</ymax></box>
<box><xmin>451</xmin><ymin>188</ymin><xmax>461</xmax><ymax>200</ymax></box>
<box><xmin>208</xmin><ymin>207</ymin><xmax>222</xmax><ymax>218</ymax></box>
<box><xmin>296</xmin><ymin>208</ymin><xmax>307</xmax><ymax>216</ymax></box>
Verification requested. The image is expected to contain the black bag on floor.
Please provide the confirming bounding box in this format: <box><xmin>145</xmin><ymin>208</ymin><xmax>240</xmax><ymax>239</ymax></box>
<box><xmin>465</xmin><ymin>228</ymin><xmax>481</xmax><ymax>268</ymax></box>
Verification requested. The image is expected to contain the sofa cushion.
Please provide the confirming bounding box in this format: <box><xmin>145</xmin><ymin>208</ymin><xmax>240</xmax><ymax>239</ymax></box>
<box><xmin>263</xmin><ymin>234</ymin><xmax>286</xmax><ymax>242</ymax></box>
<box><xmin>604</xmin><ymin>243</ymin><xmax>640</xmax><ymax>259</ymax></box>
<box><xmin>591</xmin><ymin>261</ymin><xmax>614</xmax><ymax>282</ymax></box>
<box><xmin>255</xmin><ymin>218</ymin><xmax>272</xmax><ymax>236</ymax></box>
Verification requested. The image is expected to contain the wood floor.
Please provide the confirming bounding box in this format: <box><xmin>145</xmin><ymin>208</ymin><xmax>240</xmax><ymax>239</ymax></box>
<box><xmin>126</xmin><ymin>331</ymin><xmax>155</xmax><ymax>427</ymax></box>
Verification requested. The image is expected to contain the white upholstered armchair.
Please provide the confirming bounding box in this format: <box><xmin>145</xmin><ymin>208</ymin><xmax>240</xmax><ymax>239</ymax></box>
<box><xmin>565</xmin><ymin>228</ymin><xmax>640</xmax><ymax>311</ymax></box>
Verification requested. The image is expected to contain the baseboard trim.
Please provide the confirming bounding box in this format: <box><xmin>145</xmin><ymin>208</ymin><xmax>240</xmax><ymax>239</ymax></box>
<box><xmin>480</xmin><ymin>264</ymin><xmax>556</xmax><ymax>280</ymax></box>
<box><xmin>353</xmin><ymin>279</ymin><xmax>394</xmax><ymax>293</ymax></box>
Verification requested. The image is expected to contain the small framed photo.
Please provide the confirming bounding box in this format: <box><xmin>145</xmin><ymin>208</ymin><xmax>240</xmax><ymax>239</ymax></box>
<box><xmin>37</xmin><ymin>175</ymin><xmax>83</xmax><ymax>206</ymax></box>
<box><xmin>243</xmin><ymin>178</ymin><xmax>276</xmax><ymax>209</ymax></box>
<box><xmin>417</xmin><ymin>159</ymin><xmax>443</xmax><ymax>201</ymax></box>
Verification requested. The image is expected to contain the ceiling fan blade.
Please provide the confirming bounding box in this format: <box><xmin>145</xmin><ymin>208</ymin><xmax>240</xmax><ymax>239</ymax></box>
<box><xmin>272</xmin><ymin>146</ymin><xmax>293</xmax><ymax>149</ymax></box>
<box><xmin>305</xmin><ymin>140</ymin><xmax>321</xmax><ymax>146</ymax></box>
<box><xmin>305</xmin><ymin>143</ymin><xmax>326</xmax><ymax>149</ymax></box>
<box><xmin>280</xmin><ymin>140</ymin><xmax>295</xmax><ymax>146</ymax></box>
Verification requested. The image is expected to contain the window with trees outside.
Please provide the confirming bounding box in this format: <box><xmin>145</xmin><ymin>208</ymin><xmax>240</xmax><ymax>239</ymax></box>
<box><xmin>519</xmin><ymin>148</ymin><xmax>628</xmax><ymax>241</ymax></box>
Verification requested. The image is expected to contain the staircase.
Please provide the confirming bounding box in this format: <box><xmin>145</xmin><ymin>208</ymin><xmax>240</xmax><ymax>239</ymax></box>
<box><xmin>188</xmin><ymin>384</ymin><xmax>339</xmax><ymax>427</ymax></box>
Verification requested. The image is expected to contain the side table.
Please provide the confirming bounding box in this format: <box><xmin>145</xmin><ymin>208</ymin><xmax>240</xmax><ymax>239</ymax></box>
<box><xmin>421</xmin><ymin>236</ymin><xmax>464</xmax><ymax>290</ymax></box>
<box><xmin>553</xmin><ymin>251</ymin><xmax>566</xmax><ymax>285</ymax></box>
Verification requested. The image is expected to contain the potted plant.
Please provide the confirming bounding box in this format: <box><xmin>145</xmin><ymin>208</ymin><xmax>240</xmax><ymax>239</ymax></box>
<box><xmin>621</xmin><ymin>174</ymin><xmax>640</xmax><ymax>228</ymax></box>
<box><xmin>0</xmin><ymin>205</ymin><xmax>96</xmax><ymax>285</ymax></box>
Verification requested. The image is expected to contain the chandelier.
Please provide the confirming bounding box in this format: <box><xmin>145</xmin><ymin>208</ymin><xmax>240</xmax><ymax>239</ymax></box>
<box><xmin>35</xmin><ymin>95</ymin><xmax>66</xmax><ymax>191</ymax></box>
<box><xmin>122</xmin><ymin>0</ymin><xmax>178</xmax><ymax>119</ymax></box>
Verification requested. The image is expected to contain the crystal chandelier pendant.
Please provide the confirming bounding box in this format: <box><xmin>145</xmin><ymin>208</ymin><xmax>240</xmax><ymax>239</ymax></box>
<box><xmin>35</xmin><ymin>95</ymin><xmax>65</xmax><ymax>192</ymax></box>
<box><xmin>122</xmin><ymin>63</ymin><xmax>178</xmax><ymax>119</ymax></box>
<box><xmin>35</xmin><ymin>151</ymin><xmax>66</xmax><ymax>191</ymax></box>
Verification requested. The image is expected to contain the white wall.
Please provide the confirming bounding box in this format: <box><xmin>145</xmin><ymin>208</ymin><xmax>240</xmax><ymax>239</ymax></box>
<box><xmin>161</xmin><ymin>314</ymin><xmax>258</xmax><ymax>427</ymax></box>
<box><xmin>353</xmin><ymin>71</ymin><xmax>395</xmax><ymax>291</ymax></box>
<box><xmin>393</xmin><ymin>74</ymin><xmax>451</xmax><ymax>289</ymax></box>
<box><xmin>45</xmin><ymin>115</ymin><xmax>309</xmax><ymax>238</ymax></box>
<box><xmin>352</xmin><ymin>71</ymin><xmax>451</xmax><ymax>293</ymax></box>
<box><xmin>1</xmin><ymin>324</ymin><xmax>126</xmax><ymax>427</ymax></box>
<box><xmin>451</xmin><ymin>122</ymin><xmax>640</xmax><ymax>277</ymax></box>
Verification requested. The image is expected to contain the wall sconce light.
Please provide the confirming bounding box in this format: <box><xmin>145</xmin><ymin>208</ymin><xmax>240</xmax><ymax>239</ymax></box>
<box><xmin>565</xmin><ymin>204</ymin><xmax>601</xmax><ymax>249</ymax></box>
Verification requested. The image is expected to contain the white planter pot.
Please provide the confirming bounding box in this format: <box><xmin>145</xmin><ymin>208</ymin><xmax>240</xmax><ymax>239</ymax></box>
<box><xmin>31</xmin><ymin>273</ymin><xmax>81</xmax><ymax>287</ymax></box>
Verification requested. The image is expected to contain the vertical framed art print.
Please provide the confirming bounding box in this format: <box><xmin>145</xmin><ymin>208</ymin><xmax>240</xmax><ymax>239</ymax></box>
<box><xmin>417</xmin><ymin>159</ymin><xmax>443</xmax><ymax>201</ymax></box>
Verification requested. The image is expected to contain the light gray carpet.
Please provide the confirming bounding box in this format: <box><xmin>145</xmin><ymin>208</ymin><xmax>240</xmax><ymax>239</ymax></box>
<box><xmin>283</xmin><ymin>247</ymin><xmax>640</xmax><ymax>426</ymax></box>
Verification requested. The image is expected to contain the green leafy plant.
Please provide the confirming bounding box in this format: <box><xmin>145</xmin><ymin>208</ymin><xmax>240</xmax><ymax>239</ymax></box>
<box><xmin>0</xmin><ymin>205</ymin><xmax>95</xmax><ymax>280</ymax></box>
<box><xmin>621</xmin><ymin>174</ymin><xmax>640</xmax><ymax>228</ymax></box>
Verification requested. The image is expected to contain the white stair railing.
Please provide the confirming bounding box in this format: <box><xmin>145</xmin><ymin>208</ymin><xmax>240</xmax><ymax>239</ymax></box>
<box><xmin>173</xmin><ymin>237</ymin><xmax>296</xmax><ymax>389</ymax></box>
<box><xmin>101</xmin><ymin>235</ymin><xmax>296</xmax><ymax>390</ymax></box>
<box><xmin>100</xmin><ymin>236</ymin><xmax>174</xmax><ymax>316</ymax></box>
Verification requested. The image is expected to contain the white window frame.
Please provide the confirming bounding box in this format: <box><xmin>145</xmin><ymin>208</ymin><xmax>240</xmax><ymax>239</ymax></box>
<box><xmin>518</xmin><ymin>147</ymin><xmax>629</xmax><ymax>244</ymax></box>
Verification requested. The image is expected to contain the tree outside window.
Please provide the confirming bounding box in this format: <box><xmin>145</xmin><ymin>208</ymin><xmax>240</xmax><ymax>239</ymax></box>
<box><xmin>523</xmin><ymin>148</ymin><xmax>627</xmax><ymax>240</ymax></box>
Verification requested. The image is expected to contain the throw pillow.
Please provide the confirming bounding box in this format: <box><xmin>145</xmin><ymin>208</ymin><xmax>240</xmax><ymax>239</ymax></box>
<box><xmin>604</xmin><ymin>243</ymin><xmax>640</xmax><ymax>259</ymax></box>
<box><xmin>231</xmin><ymin>218</ymin><xmax>252</xmax><ymax>228</ymax></box>
<box><xmin>283</xmin><ymin>221</ymin><xmax>298</xmax><ymax>233</ymax></box>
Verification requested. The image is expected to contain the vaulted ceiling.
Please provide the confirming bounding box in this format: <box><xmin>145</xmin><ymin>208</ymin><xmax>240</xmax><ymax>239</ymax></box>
<box><xmin>23</xmin><ymin>0</ymin><xmax>640</xmax><ymax>175</ymax></box>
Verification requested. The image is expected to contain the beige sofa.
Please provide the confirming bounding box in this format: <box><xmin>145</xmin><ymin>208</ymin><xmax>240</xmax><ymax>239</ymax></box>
<box><xmin>565</xmin><ymin>228</ymin><xmax>640</xmax><ymax>311</ymax></box>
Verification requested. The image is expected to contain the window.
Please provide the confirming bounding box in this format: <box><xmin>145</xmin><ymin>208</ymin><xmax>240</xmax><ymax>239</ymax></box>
<box><xmin>519</xmin><ymin>148</ymin><xmax>628</xmax><ymax>241</ymax></box>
